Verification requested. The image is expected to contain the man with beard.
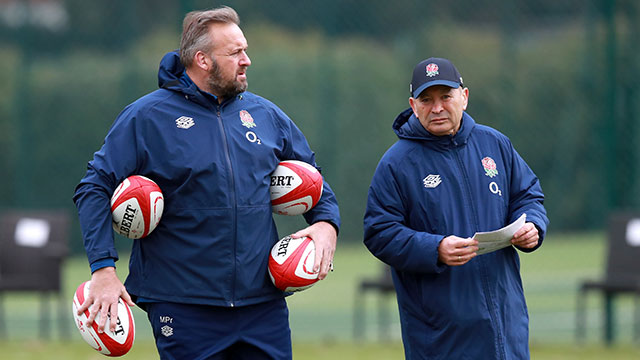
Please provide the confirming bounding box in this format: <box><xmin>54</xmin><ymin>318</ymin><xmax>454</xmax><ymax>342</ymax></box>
<box><xmin>73</xmin><ymin>6</ymin><xmax>340</xmax><ymax>359</ymax></box>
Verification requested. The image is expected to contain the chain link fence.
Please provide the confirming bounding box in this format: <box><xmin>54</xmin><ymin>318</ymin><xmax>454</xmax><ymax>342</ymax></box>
<box><xmin>1</xmin><ymin>0</ymin><xmax>639</xmax><ymax>252</ymax></box>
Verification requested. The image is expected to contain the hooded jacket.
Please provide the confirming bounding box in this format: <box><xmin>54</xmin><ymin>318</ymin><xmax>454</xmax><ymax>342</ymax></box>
<box><xmin>74</xmin><ymin>51</ymin><xmax>340</xmax><ymax>307</ymax></box>
<box><xmin>363</xmin><ymin>109</ymin><xmax>548</xmax><ymax>359</ymax></box>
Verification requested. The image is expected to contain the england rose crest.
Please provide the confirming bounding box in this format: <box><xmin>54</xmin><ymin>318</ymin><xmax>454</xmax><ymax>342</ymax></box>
<box><xmin>239</xmin><ymin>110</ymin><xmax>256</xmax><ymax>128</ymax></box>
<box><xmin>425</xmin><ymin>63</ymin><xmax>439</xmax><ymax>77</ymax></box>
<box><xmin>481</xmin><ymin>157</ymin><xmax>498</xmax><ymax>178</ymax></box>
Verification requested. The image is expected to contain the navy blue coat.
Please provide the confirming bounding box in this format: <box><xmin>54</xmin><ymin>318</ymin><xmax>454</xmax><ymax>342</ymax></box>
<box><xmin>74</xmin><ymin>51</ymin><xmax>340</xmax><ymax>307</ymax></box>
<box><xmin>364</xmin><ymin>109</ymin><xmax>548</xmax><ymax>359</ymax></box>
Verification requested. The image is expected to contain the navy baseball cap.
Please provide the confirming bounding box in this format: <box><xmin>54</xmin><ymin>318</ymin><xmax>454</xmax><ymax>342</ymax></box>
<box><xmin>410</xmin><ymin>57</ymin><xmax>464</xmax><ymax>98</ymax></box>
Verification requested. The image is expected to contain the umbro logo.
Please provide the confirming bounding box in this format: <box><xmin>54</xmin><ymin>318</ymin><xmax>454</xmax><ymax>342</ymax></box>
<box><xmin>175</xmin><ymin>116</ymin><xmax>195</xmax><ymax>129</ymax></box>
<box><xmin>423</xmin><ymin>174</ymin><xmax>441</xmax><ymax>188</ymax></box>
<box><xmin>161</xmin><ymin>325</ymin><xmax>173</xmax><ymax>337</ymax></box>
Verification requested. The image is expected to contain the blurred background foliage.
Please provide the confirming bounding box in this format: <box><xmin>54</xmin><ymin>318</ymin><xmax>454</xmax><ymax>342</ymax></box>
<box><xmin>1</xmin><ymin>0</ymin><xmax>639</xmax><ymax>254</ymax></box>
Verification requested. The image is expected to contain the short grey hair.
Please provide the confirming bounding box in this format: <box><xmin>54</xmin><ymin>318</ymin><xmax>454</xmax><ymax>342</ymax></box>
<box><xmin>179</xmin><ymin>6</ymin><xmax>240</xmax><ymax>68</ymax></box>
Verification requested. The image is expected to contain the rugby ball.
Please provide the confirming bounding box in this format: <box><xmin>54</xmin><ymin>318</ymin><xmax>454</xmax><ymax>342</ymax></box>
<box><xmin>268</xmin><ymin>235</ymin><xmax>319</xmax><ymax>292</ymax></box>
<box><xmin>72</xmin><ymin>281</ymin><xmax>135</xmax><ymax>357</ymax></box>
<box><xmin>111</xmin><ymin>175</ymin><xmax>164</xmax><ymax>239</ymax></box>
<box><xmin>270</xmin><ymin>160</ymin><xmax>323</xmax><ymax>216</ymax></box>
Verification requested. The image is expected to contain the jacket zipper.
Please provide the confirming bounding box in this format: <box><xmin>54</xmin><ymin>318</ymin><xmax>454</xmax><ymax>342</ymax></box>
<box><xmin>216</xmin><ymin>104</ymin><xmax>237</xmax><ymax>307</ymax></box>
<box><xmin>453</xmin><ymin>139</ymin><xmax>506</xmax><ymax>359</ymax></box>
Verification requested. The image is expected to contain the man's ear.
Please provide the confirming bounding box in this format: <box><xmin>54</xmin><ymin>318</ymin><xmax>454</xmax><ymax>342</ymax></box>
<box><xmin>409</xmin><ymin>97</ymin><xmax>418</xmax><ymax>118</ymax></box>
<box><xmin>193</xmin><ymin>51</ymin><xmax>211</xmax><ymax>71</ymax></box>
<box><xmin>461</xmin><ymin>87</ymin><xmax>469</xmax><ymax>111</ymax></box>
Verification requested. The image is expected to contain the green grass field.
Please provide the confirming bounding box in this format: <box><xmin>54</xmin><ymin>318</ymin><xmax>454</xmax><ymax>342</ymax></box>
<box><xmin>1</xmin><ymin>232</ymin><xmax>640</xmax><ymax>359</ymax></box>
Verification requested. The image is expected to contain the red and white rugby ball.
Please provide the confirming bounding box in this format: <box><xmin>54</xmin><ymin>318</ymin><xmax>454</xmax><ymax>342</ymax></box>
<box><xmin>268</xmin><ymin>235</ymin><xmax>319</xmax><ymax>292</ymax></box>
<box><xmin>270</xmin><ymin>160</ymin><xmax>323</xmax><ymax>216</ymax></box>
<box><xmin>72</xmin><ymin>281</ymin><xmax>135</xmax><ymax>357</ymax></box>
<box><xmin>111</xmin><ymin>175</ymin><xmax>164</xmax><ymax>239</ymax></box>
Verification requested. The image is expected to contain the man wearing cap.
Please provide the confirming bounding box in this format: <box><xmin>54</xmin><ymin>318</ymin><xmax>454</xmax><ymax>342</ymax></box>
<box><xmin>363</xmin><ymin>57</ymin><xmax>548</xmax><ymax>359</ymax></box>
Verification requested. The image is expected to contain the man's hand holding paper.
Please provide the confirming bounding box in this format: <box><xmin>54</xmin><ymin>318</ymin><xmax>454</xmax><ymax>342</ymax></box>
<box><xmin>474</xmin><ymin>214</ymin><xmax>530</xmax><ymax>255</ymax></box>
<box><xmin>511</xmin><ymin>221</ymin><xmax>539</xmax><ymax>249</ymax></box>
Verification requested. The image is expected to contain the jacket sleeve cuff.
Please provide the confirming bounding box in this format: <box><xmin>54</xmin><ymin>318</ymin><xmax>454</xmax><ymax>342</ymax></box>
<box><xmin>90</xmin><ymin>258</ymin><xmax>116</xmax><ymax>273</ymax></box>
<box><xmin>316</xmin><ymin>220</ymin><xmax>340</xmax><ymax>235</ymax></box>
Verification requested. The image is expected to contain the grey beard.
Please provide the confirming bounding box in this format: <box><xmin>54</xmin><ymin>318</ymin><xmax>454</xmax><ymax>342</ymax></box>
<box><xmin>206</xmin><ymin>64</ymin><xmax>247</xmax><ymax>99</ymax></box>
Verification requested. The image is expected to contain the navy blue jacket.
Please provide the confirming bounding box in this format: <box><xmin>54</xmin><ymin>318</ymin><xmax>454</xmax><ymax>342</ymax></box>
<box><xmin>364</xmin><ymin>109</ymin><xmax>548</xmax><ymax>359</ymax></box>
<box><xmin>74</xmin><ymin>51</ymin><xmax>340</xmax><ymax>307</ymax></box>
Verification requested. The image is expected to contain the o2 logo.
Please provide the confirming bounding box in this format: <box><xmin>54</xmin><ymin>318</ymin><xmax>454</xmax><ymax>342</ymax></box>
<box><xmin>245</xmin><ymin>131</ymin><xmax>261</xmax><ymax>145</ymax></box>
<box><xmin>489</xmin><ymin>181</ymin><xmax>502</xmax><ymax>196</ymax></box>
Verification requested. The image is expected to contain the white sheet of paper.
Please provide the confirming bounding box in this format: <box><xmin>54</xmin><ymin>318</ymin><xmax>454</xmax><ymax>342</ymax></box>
<box><xmin>474</xmin><ymin>213</ymin><xmax>526</xmax><ymax>255</ymax></box>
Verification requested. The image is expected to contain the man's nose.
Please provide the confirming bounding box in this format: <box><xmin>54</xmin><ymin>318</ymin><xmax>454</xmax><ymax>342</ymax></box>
<box><xmin>431</xmin><ymin>100</ymin><xmax>443</xmax><ymax>113</ymax></box>
<box><xmin>240</xmin><ymin>51</ymin><xmax>251</xmax><ymax>66</ymax></box>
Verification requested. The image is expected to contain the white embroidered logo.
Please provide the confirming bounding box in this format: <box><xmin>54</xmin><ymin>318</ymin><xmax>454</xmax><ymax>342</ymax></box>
<box><xmin>161</xmin><ymin>325</ymin><xmax>173</xmax><ymax>337</ymax></box>
<box><xmin>423</xmin><ymin>174</ymin><xmax>442</xmax><ymax>188</ymax></box>
<box><xmin>489</xmin><ymin>181</ymin><xmax>502</xmax><ymax>196</ymax></box>
<box><xmin>175</xmin><ymin>116</ymin><xmax>195</xmax><ymax>129</ymax></box>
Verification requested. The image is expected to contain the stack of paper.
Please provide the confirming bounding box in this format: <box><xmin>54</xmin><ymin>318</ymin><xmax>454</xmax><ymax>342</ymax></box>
<box><xmin>474</xmin><ymin>213</ymin><xmax>527</xmax><ymax>255</ymax></box>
